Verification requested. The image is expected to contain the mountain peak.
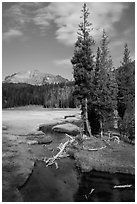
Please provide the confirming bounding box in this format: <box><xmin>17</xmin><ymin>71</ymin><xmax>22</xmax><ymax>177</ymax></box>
<box><xmin>3</xmin><ymin>70</ymin><xmax>68</xmax><ymax>85</ymax></box>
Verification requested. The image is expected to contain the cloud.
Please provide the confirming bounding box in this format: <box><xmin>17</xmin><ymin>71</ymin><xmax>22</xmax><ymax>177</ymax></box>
<box><xmin>3</xmin><ymin>2</ymin><xmax>45</xmax><ymax>35</ymax></box>
<box><xmin>33</xmin><ymin>7</ymin><xmax>52</xmax><ymax>29</ymax></box>
<box><xmin>53</xmin><ymin>58</ymin><xmax>71</xmax><ymax>66</ymax></box>
<box><xmin>3</xmin><ymin>28</ymin><xmax>23</xmax><ymax>41</ymax></box>
<box><xmin>36</xmin><ymin>2</ymin><xmax>128</xmax><ymax>46</ymax></box>
<box><xmin>110</xmin><ymin>26</ymin><xmax>134</xmax><ymax>51</ymax></box>
<box><xmin>19</xmin><ymin>2</ymin><xmax>43</xmax><ymax>8</ymax></box>
<box><xmin>34</xmin><ymin>3</ymin><xmax>82</xmax><ymax>45</ymax></box>
<box><xmin>3</xmin><ymin>4</ymin><xmax>29</xmax><ymax>26</ymax></box>
<box><xmin>2</xmin><ymin>2</ymin><xmax>132</xmax><ymax>46</ymax></box>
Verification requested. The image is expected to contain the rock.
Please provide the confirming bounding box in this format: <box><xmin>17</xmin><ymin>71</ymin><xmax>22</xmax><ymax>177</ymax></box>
<box><xmin>64</xmin><ymin>114</ymin><xmax>81</xmax><ymax>122</ymax></box>
<box><xmin>48</xmin><ymin>147</ymin><xmax>54</xmax><ymax>151</ymax></box>
<box><xmin>64</xmin><ymin>115</ymin><xmax>75</xmax><ymax>119</ymax></box>
<box><xmin>37</xmin><ymin>136</ymin><xmax>52</xmax><ymax>145</ymax></box>
<box><xmin>27</xmin><ymin>140</ymin><xmax>38</xmax><ymax>145</ymax></box>
<box><xmin>52</xmin><ymin>123</ymin><xmax>80</xmax><ymax>136</ymax></box>
<box><xmin>27</xmin><ymin>130</ymin><xmax>45</xmax><ymax>136</ymax></box>
<box><xmin>2</xmin><ymin>125</ymin><xmax>7</xmax><ymax>130</ymax></box>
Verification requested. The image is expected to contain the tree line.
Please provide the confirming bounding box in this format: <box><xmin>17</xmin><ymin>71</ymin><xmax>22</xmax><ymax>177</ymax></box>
<box><xmin>2</xmin><ymin>82</ymin><xmax>76</xmax><ymax>109</ymax></box>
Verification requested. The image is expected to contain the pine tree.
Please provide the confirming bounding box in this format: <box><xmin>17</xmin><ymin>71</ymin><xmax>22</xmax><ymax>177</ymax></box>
<box><xmin>122</xmin><ymin>43</ymin><xmax>131</xmax><ymax>66</ymax></box>
<box><xmin>71</xmin><ymin>3</ymin><xmax>95</xmax><ymax>136</ymax></box>
<box><xmin>92</xmin><ymin>30</ymin><xmax>118</xmax><ymax>136</ymax></box>
<box><xmin>116</xmin><ymin>44</ymin><xmax>135</xmax><ymax>140</ymax></box>
<box><xmin>93</xmin><ymin>47</ymin><xmax>101</xmax><ymax>86</ymax></box>
<box><xmin>117</xmin><ymin>43</ymin><xmax>132</xmax><ymax>119</ymax></box>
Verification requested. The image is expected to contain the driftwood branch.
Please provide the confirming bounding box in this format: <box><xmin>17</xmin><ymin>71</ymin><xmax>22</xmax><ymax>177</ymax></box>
<box><xmin>83</xmin><ymin>145</ymin><xmax>106</xmax><ymax>151</ymax></box>
<box><xmin>110</xmin><ymin>136</ymin><xmax>120</xmax><ymax>144</ymax></box>
<box><xmin>84</xmin><ymin>188</ymin><xmax>95</xmax><ymax>199</ymax></box>
<box><xmin>44</xmin><ymin>133</ymin><xmax>75</xmax><ymax>167</ymax></box>
<box><xmin>113</xmin><ymin>184</ymin><xmax>132</xmax><ymax>189</ymax></box>
<box><xmin>89</xmin><ymin>188</ymin><xmax>95</xmax><ymax>195</ymax></box>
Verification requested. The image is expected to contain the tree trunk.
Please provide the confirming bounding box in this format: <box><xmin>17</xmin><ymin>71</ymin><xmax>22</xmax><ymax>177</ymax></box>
<box><xmin>114</xmin><ymin>109</ymin><xmax>118</xmax><ymax>129</ymax></box>
<box><xmin>100</xmin><ymin>119</ymin><xmax>103</xmax><ymax>138</ymax></box>
<box><xmin>81</xmin><ymin>98</ymin><xmax>92</xmax><ymax>137</ymax></box>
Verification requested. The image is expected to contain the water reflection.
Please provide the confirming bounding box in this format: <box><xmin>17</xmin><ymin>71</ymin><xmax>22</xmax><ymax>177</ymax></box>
<box><xmin>20</xmin><ymin>159</ymin><xmax>79</xmax><ymax>202</ymax></box>
<box><xmin>20</xmin><ymin>158</ymin><xmax>135</xmax><ymax>202</ymax></box>
<box><xmin>74</xmin><ymin>171</ymin><xmax>135</xmax><ymax>202</ymax></box>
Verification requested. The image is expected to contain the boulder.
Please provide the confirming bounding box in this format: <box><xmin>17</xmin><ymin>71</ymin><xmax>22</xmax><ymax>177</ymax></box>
<box><xmin>52</xmin><ymin>123</ymin><xmax>80</xmax><ymax>136</ymax></box>
<box><xmin>27</xmin><ymin>136</ymin><xmax>52</xmax><ymax>145</ymax></box>
<box><xmin>37</xmin><ymin>136</ymin><xmax>52</xmax><ymax>145</ymax></box>
<box><xmin>2</xmin><ymin>125</ymin><xmax>7</xmax><ymax>130</ymax></box>
<box><xmin>27</xmin><ymin>140</ymin><xmax>38</xmax><ymax>145</ymax></box>
<box><xmin>64</xmin><ymin>115</ymin><xmax>75</xmax><ymax>119</ymax></box>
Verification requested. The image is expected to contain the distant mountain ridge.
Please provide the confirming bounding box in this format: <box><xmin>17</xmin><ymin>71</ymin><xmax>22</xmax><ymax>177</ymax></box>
<box><xmin>3</xmin><ymin>70</ymin><xmax>69</xmax><ymax>85</ymax></box>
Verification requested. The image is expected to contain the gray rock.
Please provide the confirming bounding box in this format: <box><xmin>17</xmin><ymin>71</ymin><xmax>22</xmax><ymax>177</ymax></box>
<box><xmin>27</xmin><ymin>140</ymin><xmax>38</xmax><ymax>145</ymax></box>
<box><xmin>27</xmin><ymin>136</ymin><xmax>52</xmax><ymax>145</ymax></box>
<box><xmin>37</xmin><ymin>136</ymin><xmax>52</xmax><ymax>144</ymax></box>
<box><xmin>2</xmin><ymin>125</ymin><xmax>7</xmax><ymax>130</ymax></box>
<box><xmin>28</xmin><ymin>130</ymin><xmax>45</xmax><ymax>136</ymax></box>
<box><xmin>52</xmin><ymin>123</ymin><xmax>80</xmax><ymax>136</ymax></box>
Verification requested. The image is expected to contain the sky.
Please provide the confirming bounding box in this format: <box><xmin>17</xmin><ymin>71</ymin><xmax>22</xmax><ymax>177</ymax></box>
<box><xmin>2</xmin><ymin>2</ymin><xmax>135</xmax><ymax>80</ymax></box>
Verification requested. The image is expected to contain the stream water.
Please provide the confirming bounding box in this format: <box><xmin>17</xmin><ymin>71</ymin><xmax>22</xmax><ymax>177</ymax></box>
<box><xmin>19</xmin><ymin>158</ymin><xmax>135</xmax><ymax>202</ymax></box>
<box><xmin>19</xmin><ymin>131</ymin><xmax>135</xmax><ymax>202</ymax></box>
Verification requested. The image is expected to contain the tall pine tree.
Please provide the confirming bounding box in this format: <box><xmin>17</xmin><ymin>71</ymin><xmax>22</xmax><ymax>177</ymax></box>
<box><xmin>117</xmin><ymin>43</ymin><xmax>132</xmax><ymax>119</ymax></box>
<box><xmin>122</xmin><ymin>43</ymin><xmax>131</xmax><ymax>66</ymax></box>
<box><xmin>71</xmin><ymin>3</ymin><xmax>95</xmax><ymax>136</ymax></box>
<box><xmin>116</xmin><ymin>44</ymin><xmax>135</xmax><ymax>140</ymax></box>
<box><xmin>91</xmin><ymin>30</ymin><xmax>118</xmax><ymax>136</ymax></box>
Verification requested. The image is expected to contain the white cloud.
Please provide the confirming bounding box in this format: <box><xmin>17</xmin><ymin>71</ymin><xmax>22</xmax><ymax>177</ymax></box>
<box><xmin>110</xmin><ymin>26</ymin><xmax>134</xmax><ymax>48</ymax></box>
<box><xmin>19</xmin><ymin>2</ymin><xmax>42</xmax><ymax>8</ymax></box>
<box><xmin>3</xmin><ymin>29</ymin><xmax>23</xmax><ymax>41</ymax></box>
<box><xmin>4</xmin><ymin>4</ymin><xmax>29</xmax><ymax>26</ymax></box>
<box><xmin>35</xmin><ymin>3</ymin><xmax>82</xmax><ymax>45</ymax></box>
<box><xmin>3</xmin><ymin>2</ymin><xmax>129</xmax><ymax>45</ymax></box>
<box><xmin>3</xmin><ymin>3</ymin><xmax>50</xmax><ymax>36</ymax></box>
<box><xmin>33</xmin><ymin>7</ymin><xmax>52</xmax><ymax>28</ymax></box>
<box><xmin>32</xmin><ymin>2</ymin><xmax>128</xmax><ymax>46</ymax></box>
<box><xmin>53</xmin><ymin>58</ymin><xmax>71</xmax><ymax>66</ymax></box>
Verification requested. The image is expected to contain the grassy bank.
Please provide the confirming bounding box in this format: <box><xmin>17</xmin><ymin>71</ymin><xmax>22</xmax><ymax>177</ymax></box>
<box><xmin>73</xmin><ymin>136</ymin><xmax>135</xmax><ymax>175</ymax></box>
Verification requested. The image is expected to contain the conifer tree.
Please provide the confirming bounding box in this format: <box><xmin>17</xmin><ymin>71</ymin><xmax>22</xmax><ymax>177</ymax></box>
<box><xmin>93</xmin><ymin>47</ymin><xmax>101</xmax><ymax>86</ymax></box>
<box><xmin>71</xmin><ymin>3</ymin><xmax>95</xmax><ymax>136</ymax></box>
<box><xmin>117</xmin><ymin>43</ymin><xmax>132</xmax><ymax>119</ymax></box>
<box><xmin>92</xmin><ymin>30</ymin><xmax>117</xmax><ymax>136</ymax></box>
<box><xmin>116</xmin><ymin>44</ymin><xmax>134</xmax><ymax>140</ymax></box>
<box><xmin>122</xmin><ymin>43</ymin><xmax>131</xmax><ymax>66</ymax></box>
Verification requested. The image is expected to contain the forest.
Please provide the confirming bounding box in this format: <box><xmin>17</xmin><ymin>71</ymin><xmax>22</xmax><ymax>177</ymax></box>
<box><xmin>2</xmin><ymin>81</ymin><xmax>76</xmax><ymax>109</ymax></box>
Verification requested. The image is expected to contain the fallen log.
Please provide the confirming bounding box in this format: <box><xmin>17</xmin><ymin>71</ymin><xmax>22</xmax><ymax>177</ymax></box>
<box><xmin>110</xmin><ymin>136</ymin><xmax>120</xmax><ymax>144</ymax></box>
<box><xmin>44</xmin><ymin>134</ymin><xmax>75</xmax><ymax>167</ymax></box>
<box><xmin>89</xmin><ymin>188</ymin><xmax>95</xmax><ymax>195</ymax></box>
<box><xmin>113</xmin><ymin>184</ymin><xmax>132</xmax><ymax>189</ymax></box>
<box><xmin>83</xmin><ymin>145</ymin><xmax>106</xmax><ymax>151</ymax></box>
<box><xmin>44</xmin><ymin>140</ymin><xmax>70</xmax><ymax>166</ymax></box>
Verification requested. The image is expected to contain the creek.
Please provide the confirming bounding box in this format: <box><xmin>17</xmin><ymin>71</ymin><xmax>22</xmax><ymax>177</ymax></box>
<box><xmin>19</xmin><ymin>130</ymin><xmax>135</xmax><ymax>202</ymax></box>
